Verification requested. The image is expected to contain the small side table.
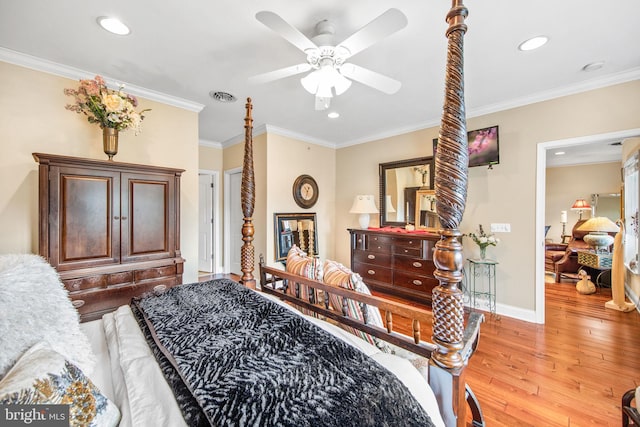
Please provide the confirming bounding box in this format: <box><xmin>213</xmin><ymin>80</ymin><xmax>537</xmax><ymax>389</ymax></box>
<box><xmin>577</xmin><ymin>251</ymin><xmax>612</xmax><ymax>287</ymax></box>
<box><xmin>467</xmin><ymin>258</ymin><xmax>498</xmax><ymax>314</ymax></box>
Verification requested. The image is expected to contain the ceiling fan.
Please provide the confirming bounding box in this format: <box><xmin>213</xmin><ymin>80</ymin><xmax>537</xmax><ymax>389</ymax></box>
<box><xmin>249</xmin><ymin>9</ymin><xmax>408</xmax><ymax>110</ymax></box>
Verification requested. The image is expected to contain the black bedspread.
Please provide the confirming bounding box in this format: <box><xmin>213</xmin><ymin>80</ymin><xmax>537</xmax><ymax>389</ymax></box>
<box><xmin>131</xmin><ymin>279</ymin><xmax>435</xmax><ymax>427</ymax></box>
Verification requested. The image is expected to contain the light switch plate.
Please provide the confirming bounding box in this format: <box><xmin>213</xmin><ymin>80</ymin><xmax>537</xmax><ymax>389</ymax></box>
<box><xmin>490</xmin><ymin>223</ymin><xmax>511</xmax><ymax>233</ymax></box>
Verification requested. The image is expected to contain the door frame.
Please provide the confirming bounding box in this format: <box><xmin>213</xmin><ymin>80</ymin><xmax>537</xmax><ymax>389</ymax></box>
<box><xmin>535</xmin><ymin>128</ymin><xmax>640</xmax><ymax>323</ymax></box>
<box><xmin>198</xmin><ymin>169</ymin><xmax>221</xmax><ymax>273</ymax></box>
<box><xmin>224</xmin><ymin>167</ymin><xmax>242</xmax><ymax>273</ymax></box>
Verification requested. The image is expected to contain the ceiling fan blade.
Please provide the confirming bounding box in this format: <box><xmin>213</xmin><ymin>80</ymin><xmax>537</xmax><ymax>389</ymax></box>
<box><xmin>340</xmin><ymin>63</ymin><xmax>401</xmax><ymax>94</ymax></box>
<box><xmin>315</xmin><ymin>96</ymin><xmax>330</xmax><ymax>111</ymax></box>
<box><xmin>248</xmin><ymin>63</ymin><xmax>312</xmax><ymax>85</ymax></box>
<box><xmin>336</xmin><ymin>8</ymin><xmax>407</xmax><ymax>58</ymax></box>
<box><xmin>256</xmin><ymin>11</ymin><xmax>317</xmax><ymax>53</ymax></box>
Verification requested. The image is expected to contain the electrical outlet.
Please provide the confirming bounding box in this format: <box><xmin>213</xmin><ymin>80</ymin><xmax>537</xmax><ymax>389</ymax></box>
<box><xmin>490</xmin><ymin>223</ymin><xmax>511</xmax><ymax>233</ymax></box>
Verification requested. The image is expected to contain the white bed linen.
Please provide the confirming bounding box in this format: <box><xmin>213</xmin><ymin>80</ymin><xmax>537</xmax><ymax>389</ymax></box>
<box><xmin>80</xmin><ymin>290</ymin><xmax>445</xmax><ymax>427</ymax></box>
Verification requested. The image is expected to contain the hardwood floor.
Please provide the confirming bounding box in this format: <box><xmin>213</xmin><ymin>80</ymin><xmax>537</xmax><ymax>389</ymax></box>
<box><xmin>464</xmin><ymin>280</ymin><xmax>640</xmax><ymax>426</ymax></box>
<box><xmin>200</xmin><ymin>272</ymin><xmax>640</xmax><ymax>426</ymax></box>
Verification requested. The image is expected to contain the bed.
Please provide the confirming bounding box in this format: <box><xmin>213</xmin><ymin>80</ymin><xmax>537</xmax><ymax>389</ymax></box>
<box><xmin>1</xmin><ymin>2</ymin><xmax>479</xmax><ymax>426</ymax></box>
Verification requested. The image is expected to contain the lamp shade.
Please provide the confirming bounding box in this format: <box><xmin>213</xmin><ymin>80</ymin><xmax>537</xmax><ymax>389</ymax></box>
<box><xmin>560</xmin><ymin>210</ymin><xmax>567</xmax><ymax>224</ymax></box>
<box><xmin>570</xmin><ymin>199</ymin><xmax>591</xmax><ymax>211</ymax></box>
<box><xmin>578</xmin><ymin>216</ymin><xmax>619</xmax><ymax>252</ymax></box>
<box><xmin>577</xmin><ymin>217</ymin><xmax>620</xmax><ymax>233</ymax></box>
<box><xmin>350</xmin><ymin>195</ymin><xmax>378</xmax><ymax>229</ymax></box>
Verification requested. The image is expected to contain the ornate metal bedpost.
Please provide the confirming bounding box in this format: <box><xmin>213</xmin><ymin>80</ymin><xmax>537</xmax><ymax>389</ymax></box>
<box><xmin>240</xmin><ymin>98</ymin><xmax>256</xmax><ymax>289</ymax></box>
<box><xmin>431</xmin><ymin>1</ymin><xmax>469</xmax><ymax>425</ymax></box>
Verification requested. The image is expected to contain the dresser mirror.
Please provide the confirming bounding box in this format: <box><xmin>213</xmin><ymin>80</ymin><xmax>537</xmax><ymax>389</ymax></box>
<box><xmin>415</xmin><ymin>189</ymin><xmax>441</xmax><ymax>231</ymax></box>
<box><xmin>379</xmin><ymin>156</ymin><xmax>434</xmax><ymax>227</ymax></box>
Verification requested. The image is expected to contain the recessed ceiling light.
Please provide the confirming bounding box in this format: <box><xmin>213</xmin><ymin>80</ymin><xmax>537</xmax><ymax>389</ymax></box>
<box><xmin>582</xmin><ymin>61</ymin><xmax>605</xmax><ymax>72</ymax></box>
<box><xmin>97</xmin><ymin>17</ymin><xmax>130</xmax><ymax>35</ymax></box>
<box><xmin>328</xmin><ymin>112</ymin><xmax>340</xmax><ymax>119</ymax></box>
<box><xmin>209</xmin><ymin>91</ymin><xmax>237</xmax><ymax>103</ymax></box>
<box><xmin>554</xmin><ymin>151</ymin><xmax>565</xmax><ymax>156</ymax></box>
<box><xmin>518</xmin><ymin>35</ymin><xmax>548</xmax><ymax>51</ymax></box>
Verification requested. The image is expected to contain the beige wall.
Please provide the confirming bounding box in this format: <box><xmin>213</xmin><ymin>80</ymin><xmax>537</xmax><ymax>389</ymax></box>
<box><xmin>336</xmin><ymin>80</ymin><xmax>640</xmax><ymax>315</ymax></box>
<box><xmin>222</xmin><ymin>133</ymin><xmax>335</xmax><ymax>275</ymax></box>
<box><xmin>545</xmin><ymin>162</ymin><xmax>621</xmax><ymax>243</ymax></box>
<box><xmin>1</xmin><ymin>61</ymin><xmax>201</xmax><ymax>283</ymax></box>
<box><xmin>265</xmin><ymin>134</ymin><xmax>336</xmax><ymax>265</ymax></box>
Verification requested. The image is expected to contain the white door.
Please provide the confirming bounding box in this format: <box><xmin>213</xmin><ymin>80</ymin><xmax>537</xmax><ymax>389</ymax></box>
<box><xmin>198</xmin><ymin>173</ymin><xmax>214</xmax><ymax>272</ymax></box>
<box><xmin>229</xmin><ymin>171</ymin><xmax>243</xmax><ymax>275</ymax></box>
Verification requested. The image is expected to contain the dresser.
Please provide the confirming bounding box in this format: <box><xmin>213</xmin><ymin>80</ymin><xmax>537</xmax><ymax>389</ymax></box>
<box><xmin>349</xmin><ymin>228</ymin><xmax>440</xmax><ymax>304</ymax></box>
<box><xmin>34</xmin><ymin>153</ymin><xmax>185</xmax><ymax>322</ymax></box>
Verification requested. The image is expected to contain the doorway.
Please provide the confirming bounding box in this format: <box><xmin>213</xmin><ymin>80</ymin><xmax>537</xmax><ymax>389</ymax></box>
<box><xmin>224</xmin><ymin>168</ymin><xmax>243</xmax><ymax>275</ymax></box>
<box><xmin>535</xmin><ymin>128</ymin><xmax>640</xmax><ymax>323</ymax></box>
<box><xmin>198</xmin><ymin>171</ymin><xmax>219</xmax><ymax>273</ymax></box>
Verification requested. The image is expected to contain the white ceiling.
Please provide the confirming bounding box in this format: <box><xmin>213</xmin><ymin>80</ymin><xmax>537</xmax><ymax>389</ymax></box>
<box><xmin>1</xmin><ymin>0</ymin><xmax>639</xmax><ymax>156</ymax></box>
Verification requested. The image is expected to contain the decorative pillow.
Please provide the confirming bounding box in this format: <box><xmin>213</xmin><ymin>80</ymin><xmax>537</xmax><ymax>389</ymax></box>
<box><xmin>323</xmin><ymin>259</ymin><xmax>429</xmax><ymax>378</ymax></box>
<box><xmin>0</xmin><ymin>254</ymin><xmax>96</xmax><ymax>378</ymax></box>
<box><xmin>0</xmin><ymin>342</ymin><xmax>120</xmax><ymax>427</ymax></box>
<box><xmin>323</xmin><ymin>259</ymin><xmax>386</xmax><ymax>347</ymax></box>
<box><xmin>285</xmin><ymin>245</ymin><xmax>322</xmax><ymax>281</ymax></box>
<box><xmin>285</xmin><ymin>246</ymin><xmax>323</xmax><ymax>315</ymax></box>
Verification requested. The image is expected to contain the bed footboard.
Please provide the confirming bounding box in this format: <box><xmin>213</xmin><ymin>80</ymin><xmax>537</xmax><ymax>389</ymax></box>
<box><xmin>259</xmin><ymin>261</ymin><xmax>483</xmax><ymax>425</ymax></box>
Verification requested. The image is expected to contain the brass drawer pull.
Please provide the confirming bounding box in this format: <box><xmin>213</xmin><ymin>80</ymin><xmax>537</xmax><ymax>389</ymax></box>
<box><xmin>368</xmin><ymin>254</ymin><xmax>376</xmax><ymax>260</ymax></box>
<box><xmin>412</xmin><ymin>280</ymin><xmax>423</xmax><ymax>286</ymax></box>
<box><xmin>412</xmin><ymin>261</ymin><xmax>423</xmax><ymax>268</ymax></box>
<box><xmin>72</xmin><ymin>299</ymin><xmax>85</xmax><ymax>308</ymax></box>
<box><xmin>367</xmin><ymin>270</ymin><xmax>376</xmax><ymax>275</ymax></box>
<box><xmin>153</xmin><ymin>284</ymin><xmax>167</xmax><ymax>293</ymax></box>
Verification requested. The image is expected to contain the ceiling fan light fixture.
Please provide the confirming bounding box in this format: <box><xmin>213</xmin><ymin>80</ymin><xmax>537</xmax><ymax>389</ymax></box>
<box><xmin>301</xmin><ymin>72</ymin><xmax>320</xmax><ymax>95</ymax></box>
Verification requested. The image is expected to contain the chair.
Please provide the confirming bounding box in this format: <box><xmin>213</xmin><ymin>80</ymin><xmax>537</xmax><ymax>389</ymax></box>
<box><xmin>545</xmin><ymin>220</ymin><xmax>590</xmax><ymax>279</ymax></box>
<box><xmin>623</xmin><ymin>388</ymin><xmax>640</xmax><ymax>426</ymax></box>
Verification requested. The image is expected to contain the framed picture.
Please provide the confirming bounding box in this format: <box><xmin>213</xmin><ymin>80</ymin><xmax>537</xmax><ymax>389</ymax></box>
<box><xmin>274</xmin><ymin>213</ymin><xmax>318</xmax><ymax>261</ymax></box>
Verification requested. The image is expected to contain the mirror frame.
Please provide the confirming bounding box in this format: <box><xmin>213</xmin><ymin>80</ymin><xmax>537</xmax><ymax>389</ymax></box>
<box><xmin>415</xmin><ymin>189</ymin><xmax>441</xmax><ymax>231</ymax></box>
<box><xmin>379</xmin><ymin>156</ymin><xmax>434</xmax><ymax>227</ymax></box>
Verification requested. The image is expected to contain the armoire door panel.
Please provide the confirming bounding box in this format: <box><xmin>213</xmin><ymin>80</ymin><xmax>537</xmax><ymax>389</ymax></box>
<box><xmin>121</xmin><ymin>173</ymin><xmax>174</xmax><ymax>262</ymax></box>
<box><xmin>54</xmin><ymin>168</ymin><xmax>120</xmax><ymax>270</ymax></box>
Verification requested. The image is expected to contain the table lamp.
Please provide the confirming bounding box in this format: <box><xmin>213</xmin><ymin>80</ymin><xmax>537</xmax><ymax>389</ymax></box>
<box><xmin>350</xmin><ymin>195</ymin><xmax>378</xmax><ymax>229</ymax></box>
<box><xmin>577</xmin><ymin>216</ymin><xmax>619</xmax><ymax>253</ymax></box>
<box><xmin>570</xmin><ymin>198</ymin><xmax>591</xmax><ymax>220</ymax></box>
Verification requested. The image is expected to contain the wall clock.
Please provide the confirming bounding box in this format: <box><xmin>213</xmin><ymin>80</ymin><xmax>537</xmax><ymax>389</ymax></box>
<box><xmin>292</xmin><ymin>174</ymin><xmax>319</xmax><ymax>209</ymax></box>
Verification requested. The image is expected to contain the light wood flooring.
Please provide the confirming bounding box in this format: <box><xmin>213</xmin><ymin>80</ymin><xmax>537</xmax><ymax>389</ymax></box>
<box><xmin>463</xmin><ymin>280</ymin><xmax>640</xmax><ymax>426</ymax></box>
<box><xmin>199</xmin><ymin>272</ymin><xmax>640</xmax><ymax>426</ymax></box>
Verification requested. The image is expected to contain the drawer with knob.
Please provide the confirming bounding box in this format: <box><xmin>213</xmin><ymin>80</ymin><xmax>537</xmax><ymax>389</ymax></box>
<box><xmin>393</xmin><ymin>270</ymin><xmax>438</xmax><ymax>294</ymax></box>
<box><xmin>394</xmin><ymin>255</ymin><xmax>435</xmax><ymax>275</ymax></box>
<box><xmin>353</xmin><ymin>250</ymin><xmax>392</xmax><ymax>267</ymax></box>
<box><xmin>352</xmin><ymin>263</ymin><xmax>393</xmax><ymax>284</ymax></box>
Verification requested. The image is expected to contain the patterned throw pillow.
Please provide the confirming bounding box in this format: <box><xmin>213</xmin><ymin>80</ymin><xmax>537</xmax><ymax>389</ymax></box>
<box><xmin>285</xmin><ymin>245</ymin><xmax>323</xmax><ymax>315</ymax></box>
<box><xmin>0</xmin><ymin>342</ymin><xmax>120</xmax><ymax>427</ymax></box>
<box><xmin>323</xmin><ymin>259</ymin><xmax>387</xmax><ymax>348</ymax></box>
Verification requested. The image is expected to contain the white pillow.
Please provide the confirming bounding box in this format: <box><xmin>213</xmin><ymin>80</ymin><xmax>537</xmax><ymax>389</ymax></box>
<box><xmin>0</xmin><ymin>254</ymin><xmax>96</xmax><ymax>378</ymax></box>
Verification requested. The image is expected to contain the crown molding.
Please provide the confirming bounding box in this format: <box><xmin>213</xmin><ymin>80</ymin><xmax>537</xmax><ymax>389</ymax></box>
<box><xmin>199</xmin><ymin>139</ymin><xmax>223</xmax><ymax>149</ymax></box>
<box><xmin>221</xmin><ymin>123</ymin><xmax>337</xmax><ymax>149</ymax></box>
<box><xmin>0</xmin><ymin>47</ymin><xmax>205</xmax><ymax>113</ymax></box>
<box><xmin>336</xmin><ymin>67</ymin><xmax>640</xmax><ymax>148</ymax></box>
<box><xmin>467</xmin><ymin>67</ymin><xmax>640</xmax><ymax>121</ymax></box>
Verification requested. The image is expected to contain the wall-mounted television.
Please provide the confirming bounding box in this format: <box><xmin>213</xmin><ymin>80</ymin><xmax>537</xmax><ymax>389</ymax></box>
<box><xmin>432</xmin><ymin>125</ymin><xmax>500</xmax><ymax>168</ymax></box>
<box><xmin>468</xmin><ymin>125</ymin><xmax>499</xmax><ymax>168</ymax></box>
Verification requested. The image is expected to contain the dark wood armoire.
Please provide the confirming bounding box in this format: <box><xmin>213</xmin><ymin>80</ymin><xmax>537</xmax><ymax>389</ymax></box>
<box><xmin>34</xmin><ymin>153</ymin><xmax>185</xmax><ymax>321</ymax></box>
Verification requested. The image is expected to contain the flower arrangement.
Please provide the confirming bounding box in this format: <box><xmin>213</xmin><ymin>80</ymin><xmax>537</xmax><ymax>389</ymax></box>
<box><xmin>64</xmin><ymin>75</ymin><xmax>150</xmax><ymax>135</ymax></box>
<box><xmin>466</xmin><ymin>224</ymin><xmax>499</xmax><ymax>259</ymax></box>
